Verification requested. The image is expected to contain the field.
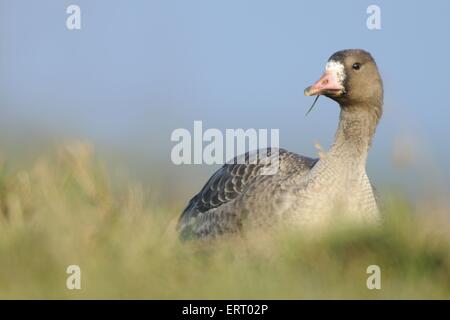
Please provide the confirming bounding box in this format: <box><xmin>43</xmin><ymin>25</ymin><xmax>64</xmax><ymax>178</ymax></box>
<box><xmin>0</xmin><ymin>143</ymin><xmax>449</xmax><ymax>299</ymax></box>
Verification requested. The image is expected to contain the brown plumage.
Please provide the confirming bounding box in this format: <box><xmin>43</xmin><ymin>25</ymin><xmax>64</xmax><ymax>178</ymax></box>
<box><xmin>178</xmin><ymin>49</ymin><xmax>384</xmax><ymax>240</ymax></box>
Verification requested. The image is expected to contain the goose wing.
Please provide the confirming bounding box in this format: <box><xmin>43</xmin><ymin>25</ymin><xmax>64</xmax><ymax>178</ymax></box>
<box><xmin>177</xmin><ymin>148</ymin><xmax>317</xmax><ymax>239</ymax></box>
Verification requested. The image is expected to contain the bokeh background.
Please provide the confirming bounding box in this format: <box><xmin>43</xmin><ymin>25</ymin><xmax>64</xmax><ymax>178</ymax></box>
<box><xmin>1</xmin><ymin>0</ymin><xmax>449</xmax><ymax>201</ymax></box>
<box><xmin>1</xmin><ymin>0</ymin><xmax>450</xmax><ymax>300</ymax></box>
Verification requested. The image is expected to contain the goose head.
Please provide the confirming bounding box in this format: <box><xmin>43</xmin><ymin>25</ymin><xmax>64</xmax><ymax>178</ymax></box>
<box><xmin>305</xmin><ymin>49</ymin><xmax>383</xmax><ymax>119</ymax></box>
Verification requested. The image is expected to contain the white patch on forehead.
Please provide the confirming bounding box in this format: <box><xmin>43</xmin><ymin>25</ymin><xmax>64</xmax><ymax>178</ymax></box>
<box><xmin>325</xmin><ymin>60</ymin><xmax>346</xmax><ymax>84</ymax></box>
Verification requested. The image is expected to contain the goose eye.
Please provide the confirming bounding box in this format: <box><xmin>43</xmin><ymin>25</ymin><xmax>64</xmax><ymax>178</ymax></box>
<box><xmin>352</xmin><ymin>63</ymin><xmax>361</xmax><ymax>70</ymax></box>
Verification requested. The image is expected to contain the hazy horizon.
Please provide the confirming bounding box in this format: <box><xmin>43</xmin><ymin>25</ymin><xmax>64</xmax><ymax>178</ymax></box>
<box><xmin>1</xmin><ymin>1</ymin><xmax>449</xmax><ymax>199</ymax></box>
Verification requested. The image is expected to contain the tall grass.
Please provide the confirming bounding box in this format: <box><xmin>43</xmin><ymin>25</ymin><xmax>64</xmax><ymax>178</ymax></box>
<box><xmin>0</xmin><ymin>142</ymin><xmax>449</xmax><ymax>299</ymax></box>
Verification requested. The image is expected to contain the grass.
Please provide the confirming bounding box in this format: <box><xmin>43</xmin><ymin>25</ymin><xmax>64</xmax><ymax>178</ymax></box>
<box><xmin>0</xmin><ymin>142</ymin><xmax>449</xmax><ymax>299</ymax></box>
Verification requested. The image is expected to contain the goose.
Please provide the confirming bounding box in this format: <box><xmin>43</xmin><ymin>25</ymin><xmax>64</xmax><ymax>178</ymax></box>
<box><xmin>177</xmin><ymin>49</ymin><xmax>383</xmax><ymax>240</ymax></box>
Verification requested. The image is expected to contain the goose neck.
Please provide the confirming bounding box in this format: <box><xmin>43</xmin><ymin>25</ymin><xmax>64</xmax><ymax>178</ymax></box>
<box><xmin>328</xmin><ymin>104</ymin><xmax>380</xmax><ymax>166</ymax></box>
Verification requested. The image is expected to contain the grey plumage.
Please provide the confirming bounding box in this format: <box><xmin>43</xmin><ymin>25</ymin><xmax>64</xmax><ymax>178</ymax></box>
<box><xmin>178</xmin><ymin>49</ymin><xmax>384</xmax><ymax>240</ymax></box>
<box><xmin>178</xmin><ymin>149</ymin><xmax>318</xmax><ymax>239</ymax></box>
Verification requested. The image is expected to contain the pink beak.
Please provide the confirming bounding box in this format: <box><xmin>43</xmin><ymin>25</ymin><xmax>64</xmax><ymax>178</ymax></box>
<box><xmin>304</xmin><ymin>71</ymin><xmax>344</xmax><ymax>96</ymax></box>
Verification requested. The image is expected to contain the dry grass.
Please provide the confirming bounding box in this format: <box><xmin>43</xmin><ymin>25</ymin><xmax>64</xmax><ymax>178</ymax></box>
<box><xmin>0</xmin><ymin>142</ymin><xmax>449</xmax><ymax>299</ymax></box>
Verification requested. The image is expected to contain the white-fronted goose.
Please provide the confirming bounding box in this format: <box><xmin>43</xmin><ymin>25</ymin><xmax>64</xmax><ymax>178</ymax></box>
<box><xmin>178</xmin><ymin>49</ymin><xmax>383</xmax><ymax>240</ymax></box>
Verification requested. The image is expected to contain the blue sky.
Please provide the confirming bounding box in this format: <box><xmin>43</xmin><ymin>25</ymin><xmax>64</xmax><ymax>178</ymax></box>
<box><xmin>1</xmin><ymin>0</ymin><xmax>449</xmax><ymax>196</ymax></box>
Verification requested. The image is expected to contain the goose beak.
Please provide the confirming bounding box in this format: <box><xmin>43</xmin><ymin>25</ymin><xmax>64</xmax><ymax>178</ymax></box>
<box><xmin>304</xmin><ymin>71</ymin><xmax>344</xmax><ymax>97</ymax></box>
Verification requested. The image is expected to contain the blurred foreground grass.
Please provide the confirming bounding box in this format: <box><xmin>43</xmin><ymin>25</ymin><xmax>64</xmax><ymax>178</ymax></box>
<box><xmin>0</xmin><ymin>142</ymin><xmax>449</xmax><ymax>299</ymax></box>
